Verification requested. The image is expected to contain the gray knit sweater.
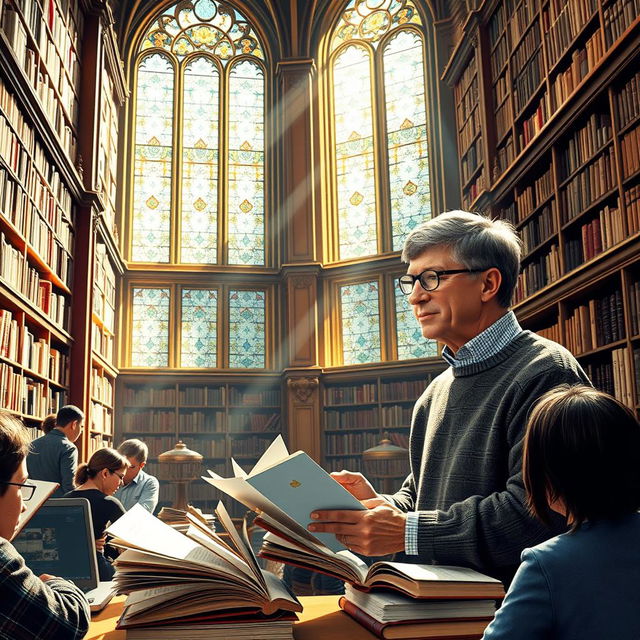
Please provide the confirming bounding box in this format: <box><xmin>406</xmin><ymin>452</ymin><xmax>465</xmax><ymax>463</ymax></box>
<box><xmin>389</xmin><ymin>331</ymin><xmax>589</xmax><ymax>585</ymax></box>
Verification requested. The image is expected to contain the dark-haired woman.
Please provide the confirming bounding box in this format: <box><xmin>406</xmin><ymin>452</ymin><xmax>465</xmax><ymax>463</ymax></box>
<box><xmin>482</xmin><ymin>385</ymin><xmax>640</xmax><ymax>639</ymax></box>
<box><xmin>64</xmin><ymin>448</ymin><xmax>128</xmax><ymax>580</ymax></box>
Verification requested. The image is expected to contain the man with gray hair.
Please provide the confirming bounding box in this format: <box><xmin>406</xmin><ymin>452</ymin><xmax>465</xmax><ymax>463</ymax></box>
<box><xmin>113</xmin><ymin>439</ymin><xmax>159</xmax><ymax>513</ymax></box>
<box><xmin>309</xmin><ymin>211</ymin><xmax>590</xmax><ymax>586</ymax></box>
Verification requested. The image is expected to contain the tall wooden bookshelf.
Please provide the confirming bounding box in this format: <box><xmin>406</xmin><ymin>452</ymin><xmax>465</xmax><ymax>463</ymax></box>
<box><xmin>321</xmin><ymin>364</ymin><xmax>443</xmax><ymax>493</ymax></box>
<box><xmin>116</xmin><ymin>375</ymin><xmax>283</xmax><ymax>516</ymax></box>
<box><xmin>0</xmin><ymin>0</ymin><xmax>125</xmax><ymax>457</ymax></box>
<box><xmin>444</xmin><ymin>0</ymin><xmax>640</xmax><ymax>413</ymax></box>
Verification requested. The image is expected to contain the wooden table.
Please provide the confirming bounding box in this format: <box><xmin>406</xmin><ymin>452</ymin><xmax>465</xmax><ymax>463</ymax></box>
<box><xmin>87</xmin><ymin>595</ymin><xmax>377</xmax><ymax>639</ymax></box>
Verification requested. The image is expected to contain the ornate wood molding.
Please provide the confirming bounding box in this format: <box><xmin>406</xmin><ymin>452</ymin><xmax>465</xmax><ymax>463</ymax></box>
<box><xmin>287</xmin><ymin>377</ymin><xmax>319</xmax><ymax>403</ymax></box>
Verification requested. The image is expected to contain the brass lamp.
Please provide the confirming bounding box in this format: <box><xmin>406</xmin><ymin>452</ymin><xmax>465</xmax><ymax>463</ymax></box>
<box><xmin>362</xmin><ymin>433</ymin><xmax>409</xmax><ymax>495</ymax></box>
<box><xmin>158</xmin><ymin>441</ymin><xmax>203</xmax><ymax>510</ymax></box>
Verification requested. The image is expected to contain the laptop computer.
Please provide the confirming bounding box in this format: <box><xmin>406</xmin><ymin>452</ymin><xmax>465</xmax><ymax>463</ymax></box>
<box><xmin>13</xmin><ymin>498</ymin><xmax>116</xmax><ymax>613</ymax></box>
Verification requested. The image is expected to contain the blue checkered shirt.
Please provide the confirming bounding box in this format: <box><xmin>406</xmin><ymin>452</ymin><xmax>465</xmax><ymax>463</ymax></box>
<box><xmin>404</xmin><ymin>311</ymin><xmax>523</xmax><ymax>554</ymax></box>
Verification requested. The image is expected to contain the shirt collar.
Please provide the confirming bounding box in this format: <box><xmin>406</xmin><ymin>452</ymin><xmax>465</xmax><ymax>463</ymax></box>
<box><xmin>128</xmin><ymin>469</ymin><xmax>145</xmax><ymax>486</ymax></box>
<box><xmin>442</xmin><ymin>311</ymin><xmax>523</xmax><ymax>369</ymax></box>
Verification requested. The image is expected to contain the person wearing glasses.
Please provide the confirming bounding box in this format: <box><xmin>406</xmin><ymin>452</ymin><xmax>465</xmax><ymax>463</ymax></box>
<box><xmin>308</xmin><ymin>211</ymin><xmax>590</xmax><ymax>586</ymax></box>
<box><xmin>64</xmin><ymin>448</ymin><xmax>128</xmax><ymax>581</ymax></box>
<box><xmin>482</xmin><ymin>386</ymin><xmax>640</xmax><ymax>639</ymax></box>
<box><xmin>113</xmin><ymin>439</ymin><xmax>159</xmax><ymax>514</ymax></box>
<box><xmin>27</xmin><ymin>405</ymin><xmax>84</xmax><ymax>498</ymax></box>
<box><xmin>0</xmin><ymin>411</ymin><xmax>90</xmax><ymax>639</ymax></box>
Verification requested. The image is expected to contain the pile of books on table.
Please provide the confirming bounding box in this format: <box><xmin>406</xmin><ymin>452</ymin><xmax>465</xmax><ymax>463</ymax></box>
<box><xmin>156</xmin><ymin>505</ymin><xmax>215</xmax><ymax>533</ymax></box>
<box><xmin>340</xmin><ymin>579</ymin><xmax>499</xmax><ymax>639</ymax></box>
<box><xmin>105</xmin><ymin>502</ymin><xmax>301</xmax><ymax>639</ymax></box>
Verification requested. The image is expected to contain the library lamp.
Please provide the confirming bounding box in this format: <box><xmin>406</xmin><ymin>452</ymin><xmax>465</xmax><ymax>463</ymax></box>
<box><xmin>158</xmin><ymin>441</ymin><xmax>203</xmax><ymax>511</ymax></box>
<box><xmin>362</xmin><ymin>433</ymin><xmax>409</xmax><ymax>495</ymax></box>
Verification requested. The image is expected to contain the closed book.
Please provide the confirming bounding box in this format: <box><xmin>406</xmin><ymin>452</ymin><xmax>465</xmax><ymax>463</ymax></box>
<box><xmin>338</xmin><ymin>597</ymin><xmax>493</xmax><ymax>639</ymax></box>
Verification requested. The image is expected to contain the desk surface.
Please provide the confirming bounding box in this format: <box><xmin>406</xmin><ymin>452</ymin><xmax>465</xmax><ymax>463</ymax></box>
<box><xmin>87</xmin><ymin>595</ymin><xmax>377</xmax><ymax>640</ymax></box>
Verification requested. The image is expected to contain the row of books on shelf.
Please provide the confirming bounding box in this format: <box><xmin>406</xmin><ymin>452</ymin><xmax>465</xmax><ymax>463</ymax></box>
<box><xmin>324</xmin><ymin>407</ymin><xmax>377</xmax><ymax>429</ymax></box>
<box><xmin>325</xmin><ymin>431</ymin><xmax>381</xmax><ymax>456</ymax></box>
<box><xmin>380</xmin><ymin>379</ymin><xmax>427</xmax><ymax>401</ymax></box>
<box><xmin>559</xmin><ymin>112</ymin><xmax>611</xmax><ymax>180</ymax></box>
<box><xmin>536</xmin><ymin>323</ymin><xmax>562</xmax><ymax>344</ymax></box>
<box><xmin>508</xmin><ymin>0</ymin><xmax>539</xmax><ymax>44</ymax></box>
<box><xmin>514</xmin><ymin>244</ymin><xmax>561</xmax><ymax>302</ymax></box>
<box><xmin>1</xmin><ymin>2</ymin><xmax>80</xmax><ymax>159</ymax></box>
<box><xmin>380</xmin><ymin>405</ymin><xmax>413</xmax><ymax>428</ymax></box>
<box><xmin>560</xmin><ymin>147</ymin><xmax>615</xmax><ymax>220</ymax></box>
<box><xmin>518</xmin><ymin>95</ymin><xmax>547</xmax><ymax>151</ymax></box>
<box><xmin>563</xmin><ymin>289</ymin><xmax>625</xmax><ymax>355</ymax></box>
<box><xmin>325</xmin><ymin>383</ymin><xmax>377</xmax><ymax>405</ymax></box>
<box><xmin>521</xmin><ymin>203</ymin><xmax>555</xmax><ymax>254</ymax></box>
<box><xmin>228</xmin><ymin>387</ymin><xmax>280</xmax><ymax>406</ymax></box>
<box><xmin>543</xmin><ymin>0</ymin><xmax>598</xmax><ymax>68</ymax></box>
<box><xmin>91</xmin><ymin>326</ymin><xmax>113</xmax><ymax>363</ymax></box>
<box><xmin>179</xmin><ymin>437</ymin><xmax>227</xmax><ymax>458</ymax></box>
<box><xmin>0</xmin><ymin>231</ymin><xmax>67</xmax><ymax>326</ymax></box>
<box><xmin>456</xmin><ymin>86</ymin><xmax>478</xmax><ymax>137</ymax></box>
<box><xmin>88</xmin><ymin>434</ymin><xmax>110</xmax><ymax>455</ymax></box>
<box><xmin>564</xmin><ymin>203</ymin><xmax>625</xmax><ymax>270</ymax></box>
<box><xmin>0</xmin><ymin>308</ymin><xmax>67</xmax><ymax>382</ymax></box>
<box><xmin>610</xmin><ymin>347</ymin><xmax>634</xmax><ymax>409</ymax></box>
<box><xmin>459</xmin><ymin>107</ymin><xmax>480</xmax><ymax>155</ymax></box>
<box><xmin>462</xmin><ymin>170</ymin><xmax>486</xmax><ymax>209</ymax></box>
<box><xmin>460</xmin><ymin>137</ymin><xmax>482</xmax><ymax>184</ymax></box>
<box><xmin>91</xmin><ymin>367</ymin><xmax>113</xmax><ymax>405</ymax></box>
<box><xmin>179</xmin><ymin>385</ymin><xmax>224</xmax><ymax>406</ymax></box>
<box><xmin>0</xmin><ymin>169</ymin><xmax>72</xmax><ymax>285</ymax></box>
<box><xmin>602</xmin><ymin>0</ymin><xmax>640</xmax><ymax>48</ymax></box>
<box><xmin>0</xmin><ymin>363</ymin><xmax>64</xmax><ymax>415</ymax></box>
<box><xmin>511</xmin><ymin>25</ymin><xmax>543</xmax><ymax>111</ymax></box>
<box><xmin>627</xmin><ymin>277</ymin><xmax>640</xmax><ymax>336</ymax></box>
<box><xmin>620</xmin><ymin>124</ymin><xmax>640</xmax><ymax>178</ymax></box>
<box><xmin>495</xmin><ymin>95</ymin><xmax>512</xmax><ymax>142</ymax></box>
<box><xmin>90</xmin><ymin>401</ymin><xmax>112</xmax><ymax>435</ymax></box>
<box><xmin>229</xmin><ymin>412</ymin><xmax>280</xmax><ymax>433</ymax></box>
<box><xmin>516</xmin><ymin>164</ymin><xmax>554</xmax><ymax>220</ymax></box>
<box><xmin>122</xmin><ymin>386</ymin><xmax>177</xmax><ymax>406</ymax></box>
<box><xmin>616</xmin><ymin>68</ymin><xmax>640</xmax><ymax>130</ymax></box>
<box><xmin>178</xmin><ymin>411</ymin><xmax>225</xmax><ymax>433</ymax></box>
<box><xmin>123</xmin><ymin>410</ymin><xmax>175</xmax><ymax>432</ymax></box>
<box><xmin>549</xmin><ymin>28</ymin><xmax>604</xmax><ymax>111</ymax></box>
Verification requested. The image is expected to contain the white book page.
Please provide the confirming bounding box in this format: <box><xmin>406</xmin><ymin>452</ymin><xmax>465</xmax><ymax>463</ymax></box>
<box><xmin>372</xmin><ymin>562</ymin><xmax>502</xmax><ymax>583</ymax></box>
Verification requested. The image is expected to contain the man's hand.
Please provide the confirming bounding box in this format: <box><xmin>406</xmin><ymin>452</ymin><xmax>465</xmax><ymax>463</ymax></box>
<box><xmin>39</xmin><ymin>574</ymin><xmax>56</xmax><ymax>582</ymax></box>
<box><xmin>95</xmin><ymin>536</ymin><xmax>106</xmax><ymax>552</ymax></box>
<box><xmin>309</xmin><ymin>504</ymin><xmax>406</xmax><ymax>556</ymax></box>
<box><xmin>331</xmin><ymin>470</ymin><xmax>379</xmax><ymax>501</ymax></box>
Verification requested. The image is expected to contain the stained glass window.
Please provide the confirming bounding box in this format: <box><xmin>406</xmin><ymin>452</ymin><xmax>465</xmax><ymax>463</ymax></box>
<box><xmin>131</xmin><ymin>288</ymin><xmax>170</xmax><ymax>367</ymax></box>
<box><xmin>331</xmin><ymin>0</ymin><xmax>431</xmax><ymax>259</ymax></box>
<box><xmin>340</xmin><ymin>281</ymin><xmax>381</xmax><ymax>364</ymax></box>
<box><xmin>395</xmin><ymin>285</ymin><xmax>437</xmax><ymax>360</ymax></box>
<box><xmin>334</xmin><ymin>46</ymin><xmax>378</xmax><ymax>259</ymax></box>
<box><xmin>132</xmin><ymin>0</ymin><xmax>266</xmax><ymax>266</ymax></box>
<box><xmin>132</xmin><ymin>54</ymin><xmax>174</xmax><ymax>262</ymax></box>
<box><xmin>228</xmin><ymin>290</ymin><xmax>266</xmax><ymax>368</ymax></box>
<box><xmin>181</xmin><ymin>289</ymin><xmax>217</xmax><ymax>367</ymax></box>
<box><xmin>228</xmin><ymin>61</ymin><xmax>265</xmax><ymax>265</ymax></box>
<box><xmin>181</xmin><ymin>57</ymin><xmax>219</xmax><ymax>263</ymax></box>
<box><xmin>384</xmin><ymin>30</ymin><xmax>431</xmax><ymax>250</ymax></box>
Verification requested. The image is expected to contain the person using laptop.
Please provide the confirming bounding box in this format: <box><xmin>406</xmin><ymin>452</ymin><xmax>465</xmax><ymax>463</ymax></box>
<box><xmin>64</xmin><ymin>448</ymin><xmax>128</xmax><ymax>581</ymax></box>
<box><xmin>0</xmin><ymin>411</ymin><xmax>90</xmax><ymax>639</ymax></box>
<box><xmin>113</xmin><ymin>439</ymin><xmax>159</xmax><ymax>513</ymax></box>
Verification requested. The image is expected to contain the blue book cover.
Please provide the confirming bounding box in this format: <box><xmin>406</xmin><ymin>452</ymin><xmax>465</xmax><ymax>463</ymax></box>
<box><xmin>247</xmin><ymin>451</ymin><xmax>365</xmax><ymax>552</ymax></box>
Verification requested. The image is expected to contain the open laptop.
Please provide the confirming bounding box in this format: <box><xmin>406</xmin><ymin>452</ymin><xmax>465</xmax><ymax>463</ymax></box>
<box><xmin>13</xmin><ymin>498</ymin><xmax>116</xmax><ymax>613</ymax></box>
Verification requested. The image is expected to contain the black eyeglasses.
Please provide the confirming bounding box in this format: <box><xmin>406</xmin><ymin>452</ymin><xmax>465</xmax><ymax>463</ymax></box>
<box><xmin>110</xmin><ymin>470</ymin><xmax>125</xmax><ymax>481</ymax></box>
<box><xmin>0</xmin><ymin>481</ymin><xmax>37</xmax><ymax>501</ymax></box>
<box><xmin>397</xmin><ymin>268</ymin><xmax>487</xmax><ymax>295</ymax></box>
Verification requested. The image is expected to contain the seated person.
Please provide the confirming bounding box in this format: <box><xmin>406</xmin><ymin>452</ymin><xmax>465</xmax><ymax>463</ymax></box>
<box><xmin>0</xmin><ymin>411</ymin><xmax>90</xmax><ymax>639</ymax></box>
<box><xmin>482</xmin><ymin>385</ymin><xmax>640</xmax><ymax>639</ymax></box>
<box><xmin>64</xmin><ymin>448</ymin><xmax>128</xmax><ymax>581</ymax></box>
<box><xmin>113</xmin><ymin>439</ymin><xmax>159</xmax><ymax>513</ymax></box>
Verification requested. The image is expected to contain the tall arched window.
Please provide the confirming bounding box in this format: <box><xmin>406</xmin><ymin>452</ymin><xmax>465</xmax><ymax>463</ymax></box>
<box><xmin>126</xmin><ymin>1</ymin><xmax>271</xmax><ymax>369</ymax></box>
<box><xmin>131</xmin><ymin>0</ymin><xmax>266</xmax><ymax>266</ymax></box>
<box><xmin>328</xmin><ymin>0</ymin><xmax>437</xmax><ymax>364</ymax></box>
<box><xmin>330</xmin><ymin>0</ymin><xmax>432</xmax><ymax>261</ymax></box>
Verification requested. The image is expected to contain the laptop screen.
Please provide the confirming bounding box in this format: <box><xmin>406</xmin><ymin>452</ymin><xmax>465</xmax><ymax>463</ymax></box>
<box><xmin>13</xmin><ymin>498</ymin><xmax>98</xmax><ymax>591</ymax></box>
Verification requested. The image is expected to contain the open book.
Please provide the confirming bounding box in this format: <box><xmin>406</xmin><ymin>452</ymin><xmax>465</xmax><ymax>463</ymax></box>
<box><xmin>202</xmin><ymin>435</ymin><xmax>365</xmax><ymax>552</ymax></box>
<box><xmin>14</xmin><ymin>479</ymin><xmax>59</xmax><ymax>536</ymax></box>
<box><xmin>105</xmin><ymin>501</ymin><xmax>301</xmax><ymax>631</ymax></box>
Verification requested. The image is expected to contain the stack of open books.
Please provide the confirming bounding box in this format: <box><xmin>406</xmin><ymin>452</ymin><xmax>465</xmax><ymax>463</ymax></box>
<box><xmin>105</xmin><ymin>502</ymin><xmax>301</xmax><ymax>639</ymax></box>
<box><xmin>204</xmin><ymin>436</ymin><xmax>505</xmax><ymax>638</ymax></box>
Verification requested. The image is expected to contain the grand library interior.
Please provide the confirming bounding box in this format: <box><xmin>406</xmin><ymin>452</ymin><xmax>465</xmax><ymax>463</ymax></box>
<box><xmin>1</xmin><ymin>0</ymin><xmax>639</xmax><ymax>520</ymax></box>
